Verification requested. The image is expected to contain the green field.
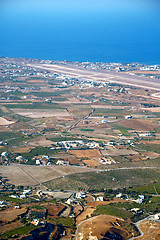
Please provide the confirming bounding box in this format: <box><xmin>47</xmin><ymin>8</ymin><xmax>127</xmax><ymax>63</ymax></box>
<box><xmin>92</xmin><ymin>204</ymin><xmax>132</xmax><ymax>219</ymax></box>
<box><xmin>93</xmin><ymin>198</ymin><xmax>160</xmax><ymax>222</ymax></box>
<box><xmin>44</xmin><ymin>168</ymin><xmax>160</xmax><ymax>191</ymax></box>
<box><xmin>131</xmin><ymin>183</ymin><xmax>160</xmax><ymax>194</ymax></box>
<box><xmin>137</xmin><ymin>143</ymin><xmax>160</xmax><ymax>153</ymax></box>
<box><xmin>3</xmin><ymin>103</ymin><xmax>64</xmax><ymax>109</ymax></box>
<box><xmin>80</xmin><ymin>129</ymin><xmax>94</xmax><ymax>132</ymax></box>
<box><xmin>0</xmin><ymin>224</ymin><xmax>38</xmax><ymax>239</ymax></box>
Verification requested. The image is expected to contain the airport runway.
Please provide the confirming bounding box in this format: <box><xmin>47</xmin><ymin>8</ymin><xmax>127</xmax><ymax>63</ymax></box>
<box><xmin>28</xmin><ymin>63</ymin><xmax>160</xmax><ymax>91</ymax></box>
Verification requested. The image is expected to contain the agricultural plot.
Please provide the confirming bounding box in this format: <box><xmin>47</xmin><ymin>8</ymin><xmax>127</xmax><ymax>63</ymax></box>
<box><xmin>0</xmin><ymin>57</ymin><xmax>160</xmax><ymax>192</ymax></box>
<box><xmin>0</xmin><ymin>117</ymin><xmax>15</xmax><ymax>126</ymax></box>
<box><xmin>45</xmin><ymin>168</ymin><xmax>160</xmax><ymax>191</ymax></box>
<box><xmin>0</xmin><ymin>164</ymin><xmax>96</xmax><ymax>186</ymax></box>
<box><xmin>10</xmin><ymin>108</ymin><xmax>70</xmax><ymax>119</ymax></box>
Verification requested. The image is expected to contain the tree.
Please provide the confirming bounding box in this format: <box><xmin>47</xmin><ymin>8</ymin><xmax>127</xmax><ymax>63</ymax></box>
<box><xmin>11</xmin><ymin>184</ymin><xmax>15</xmax><ymax>190</ymax></box>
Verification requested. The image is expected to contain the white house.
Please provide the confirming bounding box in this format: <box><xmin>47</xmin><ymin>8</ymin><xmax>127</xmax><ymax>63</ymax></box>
<box><xmin>36</xmin><ymin>159</ymin><xmax>41</xmax><ymax>165</ymax></box>
<box><xmin>0</xmin><ymin>201</ymin><xmax>5</xmax><ymax>207</ymax></box>
<box><xmin>20</xmin><ymin>194</ymin><xmax>26</xmax><ymax>199</ymax></box>
<box><xmin>31</xmin><ymin>219</ymin><xmax>40</xmax><ymax>226</ymax></box>
<box><xmin>136</xmin><ymin>195</ymin><xmax>144</xmax><ymax>203</ymax></box>
<box><xmin>125</xmin><ymin>115</ymin><xmax>132</xmax><ymax>119</ymax></box>
<box><xmin>1</xmin><ymin>152</ymin><xmax>8</xmax><ymax>157</ymax></box>
<box><xmin>66</xmin><ymin>198</ymin><xmax>73</xmax><ymax>205</ymax></box>
<box><xmin>23</xmin><ymin>189</ymin><xmax>31</xmax><ymax>195</ymax></box>
<box><xmin>75</xmin><ymin>192</ymin><xmax>86</xmax><ymax>199</ymax></box>
<box><xmin>154</xmin><ymin>214</ymin><xmax>160</xmax><ymax>220</ymax></box>
<box><xmin>116</xmin><ymin>193</ymin><xmax>122</xmax><ymax>198</ymax></box>
<box><xmin>96</xmin><ymin>196</ymin><xmax>103</xmax><ymax>201</ymax></box>
<box><xmin>56</xmin><ymin>160</ymin><xmax>65</xmax><ymax>165</ymax></box>
<box><xmin>10</xmin><ymin>195</ymin><xmax>19</xmax><ymax>199</ymax></box>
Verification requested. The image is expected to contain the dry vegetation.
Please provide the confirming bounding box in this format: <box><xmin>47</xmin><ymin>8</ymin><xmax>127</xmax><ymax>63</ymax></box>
<box><xmin>76</xmin><ymin>215</ymin><xmax>131</xmax><ymax>240</ymax></box>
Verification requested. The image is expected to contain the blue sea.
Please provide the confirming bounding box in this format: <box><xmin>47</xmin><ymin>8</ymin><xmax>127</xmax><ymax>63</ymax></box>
<box><xmin>0</xmin><ymin>0</ymin><xmax>160</xmax><ymax>64</ymax></box>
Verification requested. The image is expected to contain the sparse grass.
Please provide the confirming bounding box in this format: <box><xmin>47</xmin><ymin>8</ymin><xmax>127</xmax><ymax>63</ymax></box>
<box><xmin>92</xmin><ymin>204</ymin><xmax>132</xmax><ymax>219</ymax></box>
<box><xmin>111</xmin><ymin>123</ymin><xmax>134</xmax><ymax>131</ymax></box>
<box><xmin>44</xmin><ymin>169</ymin><xmax>160</xmax><ymax>191</ymax></box>
<box><xmin>21</xmin><ymin>146</ymin><xmax>65</xmax><ymax>159</ymax></box>
<box><xmin>30</xmin><ymin>205</ymin><xmax>45</xmax><ymax>210</ymax></box>
<box><xmin>131</xmin><ymin>183</ymin><xmax>160</xmax><ymax>194</ymax></box>
<box><xmin>3</xmin><ymin>103</ymin><xmax>64</xmax><ymax>109</ymax></box>
<box><xmin>54</xmin><ymin>217</ymin><xmax>75</xmax><ymax>229</ymax></box>
<box><xmin>120</xmin><ymin>129</ymin><xmax>128</xmax><ymax>133</ymax></box>
<box><xmin>93</xmin><ymin>199</ymin><xmax>160</xmax><ymax>222</ymax></box>
<box><xmin>45</xmin><ymin>176</ymin><xmax>88</xmax><ymax>191</ymax></box>
<box><xmin>80</xmin><ymin>129</ymin><xmax>94</xmax><ymax>132</ymax></box>
<box><xmin>0</xmin><ymin>132</ymin><xmax>24</xmax><ymax>141</ymax></box>
<box><xmin>0</xmin><ymin>224</ymin><xmax>38</xmax><ymax>239</ymax></box>
<box><xmin>47</xmin><ymin>137</ymin><xmax>84</xmax><ymax>142</ymax></box>
<box><xmin>137</xmin><ymin>143</ymin><xmax>160</xmax><ymax>153</ymax></box>
<box><xmin>33</xmin><ymin>90</ymin><xmax>71</xmax><ymax>97</ymax></box>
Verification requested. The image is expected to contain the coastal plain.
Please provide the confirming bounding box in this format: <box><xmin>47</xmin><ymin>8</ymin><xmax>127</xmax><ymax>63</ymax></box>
<box><xmin>0</xmin><ymin>57</ymin><xmax>160</xmax><ymax>239</ymax></box>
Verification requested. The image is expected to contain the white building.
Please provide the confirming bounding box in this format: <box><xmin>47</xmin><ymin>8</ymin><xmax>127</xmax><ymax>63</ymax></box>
<box><xmin>125</xmin><ymin>115</ymin><xmax>132</xmax><ymax>119</ymax></box>
<box><xmin>116</xmin><ymin>193</ymin><xmax>122</xmax><ymax>198</ymax></box>
<box><xmin>96</xmin><ymin>196</ymin><xmax>103</xmax><ymax>201</ymax></box>
<box><xmin>66</xmin><ymin>198</ymin><xmax>73</xmax><ymax>205</ymax></box>
<box><xmin>36</xmin><ymin>159</ymin><xmax>41</xmax><ymax>165</ymax></box>
<box><xmin>154</xmin><ymin>214</ymin><xmax>160</xmax><ymax>220</ymax></box>
<box><xmin>75</xmin><ymin>192</ymin><xmax>86</xmax><ymax>199</ymax></box>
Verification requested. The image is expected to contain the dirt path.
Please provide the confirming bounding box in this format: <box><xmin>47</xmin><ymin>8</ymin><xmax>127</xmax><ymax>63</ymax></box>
<box><xmin>129</xmin><ymin>215</ymin><xmax>160</xmax><ymax>240</ymax></box>
<box><xmin>76</xmin><ymin>207</ymin><xmax>95</xmax><ymax>225</ymax></box>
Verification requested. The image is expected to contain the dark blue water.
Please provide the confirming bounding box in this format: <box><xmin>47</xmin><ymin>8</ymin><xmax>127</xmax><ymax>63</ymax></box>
<box><xmin>0</xmin><ymin>0</ymin><xmax>160</xmax><ymax>64</ymax></box>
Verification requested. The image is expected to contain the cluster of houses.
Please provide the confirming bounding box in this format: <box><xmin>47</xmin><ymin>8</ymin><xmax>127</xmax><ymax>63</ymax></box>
<box><xmin>66</xmin><ymin>191</ymin><xmax>104</xmax><ymax>205</ymax></box>
<box><xmin>10</xmin><ymin>189</ymin><xmax>31</xmax><ymax>200</ymax></box>
<box><xmin>56</xmin><ymin>140</ymin><xmax>100</xmax><ymax>150</ymax></box>
<box><xmin>0</xmin><ymin>152</ymin><xmax>8</xmax><ymax>163</ymax></box>
<box><xmin>35</xmin><ymin>156</ymin><xmax>51</xmax><ymax>166</ymax></box>
<box><xmin>116</xmin><ymin>193</ymin><xmax>145</xmax><ymax>204</ymax></box>
<box><xmin>0</xmin><ymin>200</ymin><xmax>6</xmax><ymax>208</ymax></box>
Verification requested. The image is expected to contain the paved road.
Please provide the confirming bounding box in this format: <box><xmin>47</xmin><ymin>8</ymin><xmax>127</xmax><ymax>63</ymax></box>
<box><xmin>99</xmin><ymin>166</ymin><xmax>160</xmax><ymax>172</ymax></box>
<box><xmin>129</xmin><ymin>215</ymin><xmax>156</xmax><ymax>240</ymax></box>
<box><xmin>68</xmin><ymin>109</ymin><xmax>94</xmax><ymax>131</ymax></box>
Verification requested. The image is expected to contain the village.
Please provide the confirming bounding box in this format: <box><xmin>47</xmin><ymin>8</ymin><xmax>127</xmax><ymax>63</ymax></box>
<box><xmin>0</xmin><ymin>171</ymin><xmax>160</xmax><ymax>239</ymax></box>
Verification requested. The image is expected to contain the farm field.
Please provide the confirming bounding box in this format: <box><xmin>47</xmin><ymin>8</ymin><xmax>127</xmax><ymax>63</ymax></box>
<box><xmin>11</xmin><ymin>108</ymin><xmax>70</xmax><ymax>118</ymax></box>
<box><xmin>0</xmin><ymin>164</ymin><xmax>96</xmax><ymax>186</ymax></box>
<box><xmin>0</xmin><ymin>58</ymin><xmax>160</xmax><ymax>187</ymax></box>
<box><xmin>45</xmin><ymin>168</ymin><xmax>160</xmax><ymax>191</ymax></box>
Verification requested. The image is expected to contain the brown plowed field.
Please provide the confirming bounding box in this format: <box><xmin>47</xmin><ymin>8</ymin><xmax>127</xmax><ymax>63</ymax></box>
<box><xmin>83</xmin><ymin>159</ymin><xmax>100</xmax><ymax>167</ymax></box>
<box><xmin>69</xmin><ymin>149</ymin><xmax>102</xmax><ymax>158</ymax></box>
<box><xmin>45</xmin><ymin>204</ymin><xmax>66</xmax><ymax>218</ymax></box>
<box><xmin>0</xmin><ymin>207</ymin><xmax>27</xmax><ymax>222</ymax></box>
<box><xmin>0</xmin><ymin>220</ymin><xmax>23</xmax><ymax>234</ymax></box>
<box><xmin>120</xmin><ymin>119</ymin><xmax>157</xmax><ymax>131</ymax></box>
